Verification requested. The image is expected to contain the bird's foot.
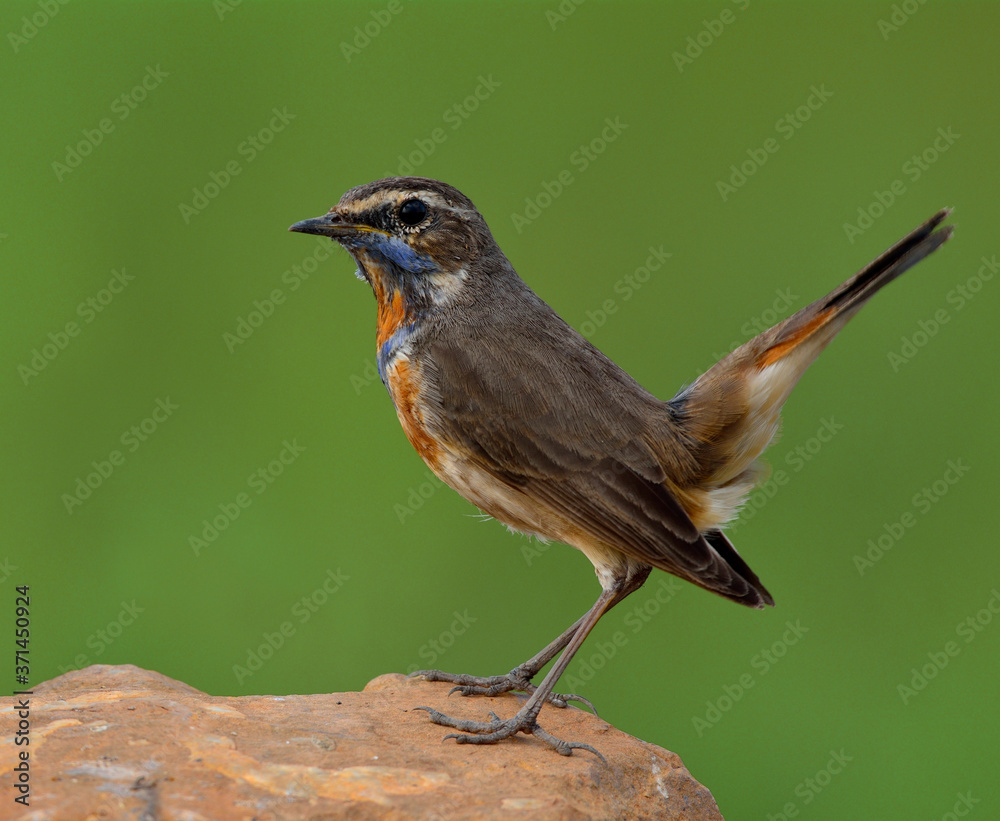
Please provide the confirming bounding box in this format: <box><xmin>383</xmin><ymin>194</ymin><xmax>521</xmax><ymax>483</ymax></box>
<box><xmin>413</xmin><ymin>705</ymin><xmax>606</xmax><ymax>762</ymax></box>
<box><xmin>410</xmin><ymin>666</ymin><xmax>596</xmax><ymax>713</ymax></box>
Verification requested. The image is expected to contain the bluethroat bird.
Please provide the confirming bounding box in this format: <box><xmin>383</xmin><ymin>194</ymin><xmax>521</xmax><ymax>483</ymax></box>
<box><xmin>290</xmin><ymin>178</ymin><xmax>952</xmax><ymax>759</ymax></box>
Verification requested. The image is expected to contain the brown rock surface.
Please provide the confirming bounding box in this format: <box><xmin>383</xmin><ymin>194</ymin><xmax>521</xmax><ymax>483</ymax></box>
<box><xmin>1</xmin><ymin>665</ymin><xmax>723</xmax><ymax>820</ymax></box>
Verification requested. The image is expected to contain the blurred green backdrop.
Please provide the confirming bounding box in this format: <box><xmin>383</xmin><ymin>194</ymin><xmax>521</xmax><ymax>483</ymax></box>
<box><xmin>2</xmin><ymin>1</ymin><xmax>998</xmax><ymax>818</ymax></box>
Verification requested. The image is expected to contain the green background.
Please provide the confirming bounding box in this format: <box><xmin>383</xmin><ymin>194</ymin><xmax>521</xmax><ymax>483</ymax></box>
<box><xmin>3</xmin><ymin>1</ymin><xmax>998</xmax><ymax>818</ymax></box>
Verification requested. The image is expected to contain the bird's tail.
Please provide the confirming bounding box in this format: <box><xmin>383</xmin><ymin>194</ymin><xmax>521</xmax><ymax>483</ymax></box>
<box><xmin>669</xmin><ymin>209</ymin><xmax>953</xmax><ymax>529</ymax></box>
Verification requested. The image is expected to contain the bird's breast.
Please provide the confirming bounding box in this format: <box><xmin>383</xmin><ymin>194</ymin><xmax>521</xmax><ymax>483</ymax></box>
<box><xmin>380</xmin><ymin>349</ymin><xmax>579</xmax><ymax>545</ymax></box>
<box><xmin>382</xmin><ymin>352</ymin><xmax>443</xmax><ymax>471</ymax></box>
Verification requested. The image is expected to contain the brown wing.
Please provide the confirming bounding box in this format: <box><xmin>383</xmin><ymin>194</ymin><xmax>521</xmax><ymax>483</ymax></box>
<box><xmin>421</xmin><ymin>292</ymin><xmax>773</xmax><ymax>609</ymax></box>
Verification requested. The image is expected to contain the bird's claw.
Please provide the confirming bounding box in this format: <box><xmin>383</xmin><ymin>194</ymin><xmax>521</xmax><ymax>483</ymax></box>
<box><xmin>413</xmin><ymin>705</ymin><xmax>606</xmax><ymax>763</ymax></box>
<box><xmin>411</xmin><ymin>667</ymin><xmax>597</xmax><ymax>712</ymax></box>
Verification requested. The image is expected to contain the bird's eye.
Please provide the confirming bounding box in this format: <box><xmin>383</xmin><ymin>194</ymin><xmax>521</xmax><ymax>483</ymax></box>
<box><xmin>398</xmin><ymin>198</ymin><xmax>428</xmax><ymax>226</ymax></box>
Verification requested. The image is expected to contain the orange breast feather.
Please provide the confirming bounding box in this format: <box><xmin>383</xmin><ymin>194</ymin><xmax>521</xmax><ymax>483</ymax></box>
<box><xmin>386</xmin><ymin>357</ymin><xmax>441</xmax><ymax>470</ymax></box>
<box><xmin>376</xmin><ymin>290</ymin><xmax>407</xmax><ymax>349</ymax></box>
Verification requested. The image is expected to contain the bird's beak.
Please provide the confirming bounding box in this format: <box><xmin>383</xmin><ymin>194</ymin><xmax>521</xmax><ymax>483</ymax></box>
<box><xmin>288</xmin><ymin>213</ymin><xmax>382</xmax><ymax>239</ymax></box>
<box><xmin>288</xmin><ymin>213</ymin><xmax>350</xmax><ymax>237</ymax></box>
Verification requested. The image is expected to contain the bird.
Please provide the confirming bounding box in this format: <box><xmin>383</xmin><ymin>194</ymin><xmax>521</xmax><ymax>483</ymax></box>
<box><xmin>289</xmin><ymin>178</ymin><xmax>952</xmax><ymax>759</ymax></box>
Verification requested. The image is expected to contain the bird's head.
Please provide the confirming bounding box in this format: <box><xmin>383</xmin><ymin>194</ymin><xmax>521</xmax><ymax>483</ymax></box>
<box><xmin>289</xmin><ymin>177</ymin><xmax>497</xmax><ymax>317</ymax></box>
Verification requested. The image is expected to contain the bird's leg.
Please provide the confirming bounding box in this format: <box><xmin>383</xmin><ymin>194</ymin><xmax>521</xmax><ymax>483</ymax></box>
<box><xmin>415</xmin><ymin>585</ymin><xmax>620</xmax><ymax>760</ymax></box>
<box><xmin>412</xmin><ymin>613</ymin><xmax>594</xmax><ymax>710</ymax></box>
<box><xmin>412</xmin><ymin>566</ymin><xmax>650</xmax><ymax>716</ymax></box>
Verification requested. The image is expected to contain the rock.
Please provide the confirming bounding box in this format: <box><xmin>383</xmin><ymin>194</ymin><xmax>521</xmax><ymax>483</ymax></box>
<box><xmin>1</xmin><ymin>665</ymin><xmax>723</xmax><ymax>820</ymax></box>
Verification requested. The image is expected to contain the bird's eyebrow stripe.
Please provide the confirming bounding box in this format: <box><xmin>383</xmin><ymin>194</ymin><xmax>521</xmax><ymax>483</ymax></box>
<box><xmin>345</xmin><ymin>192</ymin><xmax>392</xmax><ymax>213</ymax></box>
<box><xmin>343</xmin><ymin>190</ymin><xmax>454</xmax><ymax>215</ymax></box>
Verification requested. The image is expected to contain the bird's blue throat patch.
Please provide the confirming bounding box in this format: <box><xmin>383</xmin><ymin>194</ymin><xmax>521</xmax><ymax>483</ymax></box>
<box><xmin>366</xmin><ymin>233</ymin><xmax>438</xmax><ymax>275</ymax></box>
<box><xmin>352</xmin><ymin>234</ymin><xmax>437</xmax><ymax>388</ymax></box>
